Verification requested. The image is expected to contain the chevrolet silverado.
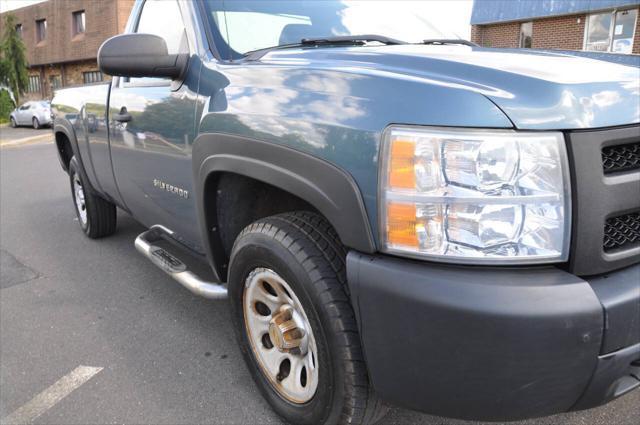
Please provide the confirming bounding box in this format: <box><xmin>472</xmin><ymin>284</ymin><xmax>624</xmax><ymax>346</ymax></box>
<box><xmin>51</xmin><ymin>1</ymin><xmax>640</xmax><ymax>423</ymax></box>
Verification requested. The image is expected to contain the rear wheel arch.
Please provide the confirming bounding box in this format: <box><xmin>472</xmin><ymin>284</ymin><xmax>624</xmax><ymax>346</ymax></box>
<box><xmin>54</xmin><ymin>121</ymin><xmax>82</xmax><ymax>172</ymax></box>
<box><xmin>193</xmin><ymin>133</ymin><xmax>376</xmax><ymax>281</ymax></box>
<box><xmin>55</xmin><ymin>131</ymin><xmax>74</xmax><ymax>172</ymax></box>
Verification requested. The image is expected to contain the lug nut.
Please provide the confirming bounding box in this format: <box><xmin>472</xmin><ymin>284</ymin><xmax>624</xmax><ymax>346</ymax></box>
<box><xmin>269</xmin><ymin>305</ymin><xmax>305</xmax><ymax>352</ymax></box>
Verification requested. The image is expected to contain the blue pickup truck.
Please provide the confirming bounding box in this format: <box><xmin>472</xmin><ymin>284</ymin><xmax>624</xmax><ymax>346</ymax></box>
<box><xmin>51</xmin><ymin>1</ymin><xmax>640</xmax><ymax>423</ymax></box>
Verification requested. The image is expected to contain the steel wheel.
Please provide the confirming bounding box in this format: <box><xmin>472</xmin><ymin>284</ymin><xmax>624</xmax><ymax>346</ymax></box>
<box><xmin>73</xmin><ymin>173</ymin><xmax>87</xmax><ymax>226</ymax></box>
<box><xmin>243</xmin><ymin>267</ymin><xmax>319</xmax><ymax>404</ymax></box>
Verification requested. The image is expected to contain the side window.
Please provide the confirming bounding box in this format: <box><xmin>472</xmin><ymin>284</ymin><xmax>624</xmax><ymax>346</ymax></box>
<box><xmin>136</xmin><ymin>0</ymin><xmax>186</xmax><ymax>54</ymax></box>
<box><xmin>127</xmin><ymin>0</ymin><xmax>187</xmax><ymax>85</ymax></box>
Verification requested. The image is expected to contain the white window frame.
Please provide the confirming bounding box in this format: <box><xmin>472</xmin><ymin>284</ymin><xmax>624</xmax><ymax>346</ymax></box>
<box><xmin>519</xmin><ymin>21</ymin><xmax>533</xmax><ymax>48</ymax></box>
<box><xmin>583</xmin><ymin>8</ymin><xmax>638</xmax><ymax>53</ymax></box>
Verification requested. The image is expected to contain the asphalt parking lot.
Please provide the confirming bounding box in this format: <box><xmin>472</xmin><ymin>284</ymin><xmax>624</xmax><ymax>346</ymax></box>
<box><xmin>0</xmin><ymin>125</ymin><xmax>52</xmax><ymax>147</ymax></box>
<box><xmin>1</xmin><ymin>128</ymin><xmax>638</xmax><ymax>424</ymax></box>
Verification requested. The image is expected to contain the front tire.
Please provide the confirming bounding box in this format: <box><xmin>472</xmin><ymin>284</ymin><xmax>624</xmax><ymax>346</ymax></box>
<box><xmin>69</xmin><ymin>157</ymin><xmax>117</xmax><ymax>238</ymax></box>
<box><xmin>228</xmin><ymin>212</ymin><xmax>387</xmax><ymax>425</ymax></box>
<box><xmin>10</xmin><ymin>117</ymin><xmax>17</xmax><ymax>128</ymax></box>
<box><xmin>32</xmin><ymin>117</ymin><xmax>40</xmax><ymax>129</ymax></box>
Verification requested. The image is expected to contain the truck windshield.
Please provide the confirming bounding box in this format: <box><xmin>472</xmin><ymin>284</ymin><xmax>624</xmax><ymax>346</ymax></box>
<box><xmin>204</xmin><ymin>0</ymin><xmax>458</xmax><ymax>59</ymax></box>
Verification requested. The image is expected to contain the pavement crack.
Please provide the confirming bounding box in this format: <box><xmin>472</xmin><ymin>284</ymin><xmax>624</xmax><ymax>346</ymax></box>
<box><xmin>0</xmin><ymin>248</ymin><xmax>41</xmax><ymax>289</ymax></box>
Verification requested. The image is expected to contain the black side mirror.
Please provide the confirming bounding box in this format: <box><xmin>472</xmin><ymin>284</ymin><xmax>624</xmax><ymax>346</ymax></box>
<box><xmin>98</xmin><ymin>33</ymin><xmax>188</xmax><ymax>80</ymax></box>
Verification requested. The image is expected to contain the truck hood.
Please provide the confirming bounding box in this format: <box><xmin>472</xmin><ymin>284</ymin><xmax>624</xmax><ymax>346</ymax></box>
<box><xmin>265</xmin><ymin>45</ymin><xmax>640</xmax><ymax>130</ymax></box>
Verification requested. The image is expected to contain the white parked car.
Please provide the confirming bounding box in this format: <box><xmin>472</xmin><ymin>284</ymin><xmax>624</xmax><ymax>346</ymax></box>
<box><xmin>9</xmin><ymin>101</ymin><xmax>52</xmax><ymax>129</ymax></box>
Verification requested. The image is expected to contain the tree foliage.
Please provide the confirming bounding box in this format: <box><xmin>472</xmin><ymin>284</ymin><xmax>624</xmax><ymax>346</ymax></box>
<box><xmin>0</xmin><ymin>88</ymin><xmax>15</xmax><ymax>123</ymax></box>
<box><xmin>0</xmin><ymin>13</ymin><xmax>29</xmax><ymax>105</ymax></box>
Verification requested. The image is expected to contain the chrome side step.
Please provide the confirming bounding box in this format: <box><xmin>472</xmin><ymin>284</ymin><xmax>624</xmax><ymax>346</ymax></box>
<box><xmin>134</xmin><ymin>225</ymin><xmax>228</xmax><ymax>299</ymax></box>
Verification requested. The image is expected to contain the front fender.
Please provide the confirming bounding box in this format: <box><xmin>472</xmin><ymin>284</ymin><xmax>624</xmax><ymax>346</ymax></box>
<box><xmin>192</xmin><ymin>132</ymin><xmax>376</xmax><ymax>277</ymax></box>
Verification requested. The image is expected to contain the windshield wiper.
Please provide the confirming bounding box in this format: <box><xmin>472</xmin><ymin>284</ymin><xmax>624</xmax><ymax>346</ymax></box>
<box><xmin>244</xmin><ymin>34</ymin><xmax>406</xmax><ymax>60</ymax></box>
<box><xmin>300</xmin><ymin>34</ymin><xmax>407</xmax><ymax>46</ymax></box>
<box><xmin>421</xmin><ymin>39</ymin><xmax>479</xmax><ymax>47</ymax></box>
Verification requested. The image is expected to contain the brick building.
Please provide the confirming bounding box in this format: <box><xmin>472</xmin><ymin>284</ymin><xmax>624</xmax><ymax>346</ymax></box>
<box><xmin>1</xmin><ymin>0</ymin><xmax>135</xmax><ymax>101</ymax></box>
<box><xmin>471</xmin><ymin>0</ymin><xmax>640</xmax><ymax>55</ymax></box>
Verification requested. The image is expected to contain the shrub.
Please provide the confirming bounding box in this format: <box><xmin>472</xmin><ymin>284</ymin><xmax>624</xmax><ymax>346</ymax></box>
<box><xmin>0</xmin><ymin>88</ymin><xmax>15</xmax><ymax>124</ymax></box>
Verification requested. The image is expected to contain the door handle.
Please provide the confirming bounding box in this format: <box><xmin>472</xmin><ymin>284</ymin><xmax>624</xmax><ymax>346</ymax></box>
<box><xmin>114</xmin><ymin>107</ymin><xmax>132</xmax><ymax>123</ymax></box>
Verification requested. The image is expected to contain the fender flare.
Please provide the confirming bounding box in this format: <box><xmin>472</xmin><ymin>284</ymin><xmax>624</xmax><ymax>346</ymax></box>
<box><xmin>53</xmin><ymin>120</ymin><xmax>77</xmax><ymax>172</ymax></box>
<box><xmin>53</xmin><ymin>119</ymin><xmax>97</xmax><ymax>195</ymax></box>
<box><xmin>193</xmin><ymin>133</ymin><xmax>376</xmax><ymax>276</ymax></box>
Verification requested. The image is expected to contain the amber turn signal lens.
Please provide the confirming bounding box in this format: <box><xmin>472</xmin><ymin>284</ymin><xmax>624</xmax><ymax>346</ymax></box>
<box><xmin>386</xmin><ymin>202</ymin><xmax>418</xmax><ymax>248</ymax></box>
<box><xmin>388</xmin><ymin>140</ymin><xmax>416</xmax><ymax>189</ymax></box>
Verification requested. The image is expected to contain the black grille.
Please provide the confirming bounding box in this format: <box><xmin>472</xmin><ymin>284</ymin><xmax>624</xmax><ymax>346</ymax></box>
<box><xmin>568</xmin><ymin>126</ymin><xmax>639</xmax><ymax>275</ymax></box>
<box><xmin>603</xmin><ymin>212</ymin><xmax>640</xmax><ymax>252</ymax></box>
<box><xmin>602</xmin><ymin>142</ymin><xmax>640</xmax><ymax>174</ymax></box>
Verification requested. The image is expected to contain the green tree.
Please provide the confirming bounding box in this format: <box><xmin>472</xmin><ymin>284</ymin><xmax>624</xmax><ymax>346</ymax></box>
<box><xmin>0</xmin><ymin>13</ymin><xmax>29</xmax><ymax>105</ymax></box>
<box><xmin>0</xmin><ymin>88</ymin><xmax>15</xmax><ymax>124</ymax></box>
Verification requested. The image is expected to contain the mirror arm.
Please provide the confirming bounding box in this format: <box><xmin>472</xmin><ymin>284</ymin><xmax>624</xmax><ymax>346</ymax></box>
<box><xmin>155</xmin><ymin>53</ymin><xmax>190</xmax><ymax>80</ymax></box>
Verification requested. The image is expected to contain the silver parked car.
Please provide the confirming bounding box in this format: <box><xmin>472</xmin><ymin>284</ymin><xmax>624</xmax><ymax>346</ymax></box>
<box><xmin>9</xmin><ymin>101</ymin><xmax>52</xmax><ymax>129</ymax></box>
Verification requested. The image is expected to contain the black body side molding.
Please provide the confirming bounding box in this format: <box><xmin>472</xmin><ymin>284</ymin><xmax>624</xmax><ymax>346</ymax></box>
<box><xmin>192</xmin><ymin>133</ymin><xmax>376</xmax><ymax>278</ymax></box>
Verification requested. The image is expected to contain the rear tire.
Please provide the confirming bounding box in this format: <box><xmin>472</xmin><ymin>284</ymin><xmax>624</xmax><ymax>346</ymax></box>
<box><xmin>10</xmin><ymin>117</ymin><xmax>17</xmax><ymax>128</ymax></box>
<box><xmin>69</xmin><ymin>157</ymin><xmax>117</xmax><ymax>238</ymax></box>
<box><xmin>32</xmin><ymin>117</ymin><xmax>40</xmax><ymax>129</ymax></box>
<box><xmin>228</xmin><ymin>211</ymin><xmax>388</xmax><ymax>425</ymax></box>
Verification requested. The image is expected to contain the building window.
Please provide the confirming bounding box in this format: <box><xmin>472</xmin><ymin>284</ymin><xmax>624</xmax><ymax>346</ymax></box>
<box><xmin>83</xmin><ymin>71</ymin><xmax>103</xmax><ymax>84</ymax></box>
<box><xmin>612</xmin><ymin>9</ymin><xmax>638</xmax><ymax>53</ymax></box>
<box><xmin>49</xmin><ymin>75</ymin><xmax>62</xmax><ymax>90</ymax></box>
<box><xmin>72</xmin><ymin>10</ymin><xmax>86</xmax><ymax>36</ymax></box>
<box><xmin>519</xmin><ymin>21</ymin><xmax>532</xmax><ymax>48</ymax></box>
<box><xmin>28</xmin><ymin>75</ymin><xmax>41</xmax><ymax>93</ymax></box>
<box><xmin>36</xmin><ymin>19</ymin><xmax>46</xmax><ymax>42</ymax></box>
<box><xmin>585</xmin><ymin>9</ymin><xmax>638</xmax><ymax>54</ymax></box>
<box><xmin>15</xmin><ymin>24</ymin><xmax>22</xmax><ymax>38</ymax></box>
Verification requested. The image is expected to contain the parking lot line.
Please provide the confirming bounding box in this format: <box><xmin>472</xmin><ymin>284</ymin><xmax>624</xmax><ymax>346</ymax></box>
<box><xmin>1</xmin><ymin>366</ymin><xmax>103</xmax><ymax>425</ymax></box>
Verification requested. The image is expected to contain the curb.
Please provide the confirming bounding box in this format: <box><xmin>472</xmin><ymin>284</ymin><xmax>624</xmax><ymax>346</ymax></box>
<box><xmin>0</xmin><ymin>133</ymin><xmax>53</xmax><ymax>148</ymax></box>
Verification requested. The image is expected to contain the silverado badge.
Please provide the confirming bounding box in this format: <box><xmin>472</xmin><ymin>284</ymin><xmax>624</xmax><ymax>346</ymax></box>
<box><xmin>153</xmin><ymin>179</ymin><xmax>189</xmax><ymax>199</ymax></box>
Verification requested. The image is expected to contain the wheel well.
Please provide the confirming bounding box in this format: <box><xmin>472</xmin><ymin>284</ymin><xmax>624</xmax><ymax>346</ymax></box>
<box><xmin>55</xmin><ymin>132</ymin><xmax>73</xmax><ymax>172</ymax></box>
<box><xmin>204</xmin><ymin>172</ymin><xmax>320</xmax><ymax>278</ymax></box>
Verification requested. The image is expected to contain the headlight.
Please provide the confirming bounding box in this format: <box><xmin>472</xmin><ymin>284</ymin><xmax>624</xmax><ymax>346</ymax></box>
<box><xmin>379</xmin><ymin>126</ymin><xmax>571</xmax><ymax>264</ymax></box>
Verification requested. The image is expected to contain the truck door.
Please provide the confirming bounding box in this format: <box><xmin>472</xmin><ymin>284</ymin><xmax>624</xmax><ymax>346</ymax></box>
<box><xmin>82</xmin><ymin>83</ymin><xmax>124</xmax><ymax>206</ymax></box>
<box><xmin>108</xmin><ymin>0</ymin><xmax>203</xmax><ymax>252</ymax></box>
